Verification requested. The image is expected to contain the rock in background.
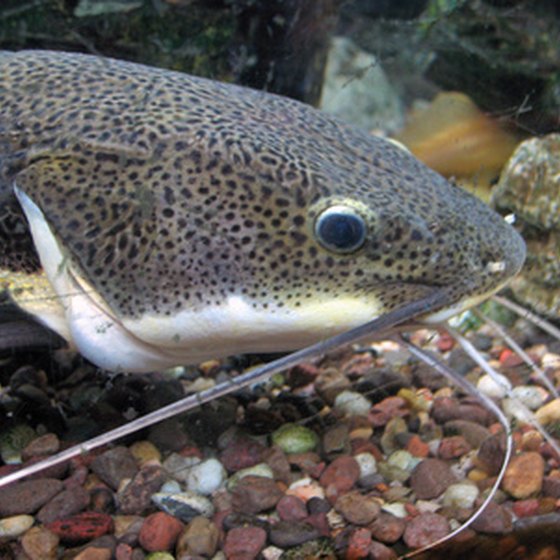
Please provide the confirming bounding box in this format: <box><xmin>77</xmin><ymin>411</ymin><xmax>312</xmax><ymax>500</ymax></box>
<box><xmin>492</xmin><ymin>134</ymin><xmax>560</xmax><ymax>320</ymax></box>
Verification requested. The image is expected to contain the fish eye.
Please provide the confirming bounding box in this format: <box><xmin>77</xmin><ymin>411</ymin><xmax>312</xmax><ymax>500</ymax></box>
<box><xmin>314</xmin><ymin>205</ymin><xmax>367</xmax><ymax>253</ymax></box>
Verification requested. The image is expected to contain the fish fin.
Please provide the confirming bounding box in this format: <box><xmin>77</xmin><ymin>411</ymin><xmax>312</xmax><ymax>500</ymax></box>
<box><xmin>0</xmin><ymin>294</ymin><xmax>66</xmax><ymax>351</ymax></box>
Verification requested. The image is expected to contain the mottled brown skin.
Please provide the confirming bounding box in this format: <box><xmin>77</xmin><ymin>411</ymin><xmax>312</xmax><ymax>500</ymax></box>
<box><xmin>0</xmin><ymin>51</ymin><xmax>524</xmax><ymax>340</ymax></box>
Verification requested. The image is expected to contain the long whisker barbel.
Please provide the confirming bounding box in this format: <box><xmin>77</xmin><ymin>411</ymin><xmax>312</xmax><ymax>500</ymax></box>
<box><xmin>0</xmin><ymin>288</ymin><xmax>452</xmax><ymax>488</ymax></box>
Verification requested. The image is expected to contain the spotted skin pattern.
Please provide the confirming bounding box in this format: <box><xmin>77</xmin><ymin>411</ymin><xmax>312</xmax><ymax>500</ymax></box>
<box><xmin>0</xmin><ymin>51</ymin><xmax>525</xmax><ymax>367</ymax></box>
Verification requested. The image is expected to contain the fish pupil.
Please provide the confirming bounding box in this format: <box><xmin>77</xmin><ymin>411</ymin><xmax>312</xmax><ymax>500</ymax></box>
<box><xmin>315</xmin><ymin>206</ymin><xmax>366</xmax><ymax>253</ymax></box>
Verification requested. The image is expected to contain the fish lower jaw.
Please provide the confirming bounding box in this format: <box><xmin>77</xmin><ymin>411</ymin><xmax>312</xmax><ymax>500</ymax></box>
<box><xmin>421</xmin><ymin>283</ymin><xmax>511</xmax><ymax>325</ymax></box>
<box><xmin>55</xmin><ymin>295</ymin><xmax>384</xmax><ymax>373</ymax></box>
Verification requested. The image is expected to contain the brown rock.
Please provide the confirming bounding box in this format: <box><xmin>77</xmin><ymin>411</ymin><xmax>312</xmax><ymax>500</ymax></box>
<box><xmin>369</xmin><ymin>512</ymin><xmax>406</xmax><ymax>544</ymax></box>
<box><xmin>90</xmin><ymin>487</ymin><xmax>115</xmax><ymax>513</ymax></box>
<box><xmin>476</xmin><ymin>433</ymin><xmax>508</xmax><ymax>475</ymax></box>
<box><xmin>438</xmin><ymin>436</ymin><xmax>471</xmax><ymax>460</ymax></box>
<box><xmin>346</xmin><ymin>527</ymin><xmax>372</xmax><ymax>559</ymax></box>
<box><xmin>21</xmin><ymin>526</ymin><xmax>59</xmax><ymax>560</ymax></box>
<box><xmin>369</xmin><ymin>397</ymin><xmax>408</xmax><ymax>428</ymax></box>
<box><xmin>410</xmin><ymin>459</ymin><xmax>457</xmax><ymax>500</ymax></box>
<box><xmin>403</xmin><ymin>513</ymin><xmax>450</xmax><ymax>549</ymax></box>
<box><xmin>444</xmin><ymin>420</ymin><xmax>491</xmax><ymax>448</ymax></box>
<box><xmin>288</xmin><ymin>363</ymin><xmax>320</xmax><ymax>387</ymax></box>
<box><xmin>369</xmin><ymin>540</ymin><xmax>397</xmax><ymax>560</ymax></box>
<box><xmin>113</xmin><ymin>515</ymin><xmax>144</xmax><ymax>541</ymax></box>
<box><xmin>432</xmin><ymin>397</ymin><xmax>491</xmax><ymax>425</ymax></box>
<box><xmin>430</xmin><ymin>396</ymin><xmax>460</xmax><ymax>423</ymax></box>
<box><xmin>115</xmin><ymin>543</ymin><xmax>133</xmax><ymax>560</ymax></box>
<box><xmin>334</xmin><ymin>491</ymin><xmax>380</xmax><ymax>525</ymax></box>
<box><xmin>90</xmin><ymin>447</ymin><xmax>139</xmax><ymax>490</ymax></box>
<box><xmin>220</xmin><ymin>436</ymin><xmax>265</xmax><ymax>472</ymax></box>
<box><xmin>276</xmin><ymin>495</ymin><xmax>308</xmax><ymax>522</ymax></box>
<box><xmin>305</xmin><ymin>511</ymin><xmax>330</xmax><ymax>537</ymax></box>
<box><xmin>138</xmin><ymin>511</ymin><xmax>184</xmax><ymax>552</ymax></box>
<box><xmin>37</xmin><ymin>486</ymin><xmax>90</xmax><ymax>524</ymax></box>
<box><xmin>21</xmin><ymin>434</ymin><xmax>60</xmax><ymax>461</ymax></box>
<box><xmin>176</xmin><ymin>516</ymin><xmax>219</xmax><ymax>557</ymax></box>
<box><xmin>0</xmin><ymin>478</ymin><xmax>64</xmax><ymax>516</ymax></box>
<box><xmin>269</xmin><ymin>520</ymin><xmax>321</xmax><ymax>548</ymax></box>
<box><xmin>314</xmin><ymin>367</ymin><xmax>352</xmax><ymax>404</ymax></box>
<box><xmin>543</xmin><ymin>476</ymin><xmax>560</xmax><ymax>498</ymax></box>
<box><xmin>470</xmin><ymin>501</ymin><xmax>512</xmax><ymax>534</ymax></box>
<box><xmin>323</xmin><ymin>424</ymin><xmax>351</xmax><ymax>457</ymax></box>
<box><xmin>511</xmin><ymin>498</ymin><xmax>540</xmax><ymax>518</ymax></box>
<box><xmin>231</xmin><ymin>475</ymin><xmax>283</xmax><ymax>514</ymax></box>
<box><xmin>118</xmin><ymin>463</ymin><xmax>164</xmax><ymax>515</ymax></box>
<box><xmin>148</xmin><ymin>418</ymin><xmax>191</xmax><ymax>452</ymax></box>
<box><xmin>24</xmin><ymin>455</ymin><xmax>68</xmax><ymax>481</ymax></box>
<box><xmin>319</xmin><ymin>455</ymin><xmax>360</xmax><ymax>493</ymax></box>
<box><xmin>287</xmin><ymin>451</ymin><xmax>323</xmax><ymax>474</ymax></box>
<box><xmin>502</xmin><ymin>452</ymin><xmax>545</xmax><ymax>499</ymax></box>
<box><xmin>73</xmin><ymin>547</ymin><xmax>112</xmax><ymax>560</ymax></box>
<box><xmin>261</xmin><ymin>446</ymin><xmax>291</xmax><ymax>484</ymax></box>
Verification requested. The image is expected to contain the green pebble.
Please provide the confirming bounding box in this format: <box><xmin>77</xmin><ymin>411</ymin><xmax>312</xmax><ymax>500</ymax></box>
<box><xmin>377</xmin><ymin>461</ymin><xmax>410</xmax><ymax>483</ymax></box>
<box><xmin>145</xmin><ymin>553</ymin><xmax>175</xmax><ymax>560</ymax></box>
<box><xmin>0</xmin><ymin>425</ymin><xmax>36</xmax><ymax>464</ymax></box>
<box><xmin>387</xmin><ymin>450</ymin><xmax>420</xmax><ymax>472</ymax></box>
<box><xmin>227</xmin><ymin>463</ymin><xmax>274</xmax><ymax>490</ymax></box>
<box><xmin>271</xmin><ymin>423</ymin><xmax>319</xmax><ymax>454</ymax></box>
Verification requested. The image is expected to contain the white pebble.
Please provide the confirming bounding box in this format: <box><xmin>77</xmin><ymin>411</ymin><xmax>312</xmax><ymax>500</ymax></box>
<box><xmin>159</xmin><ymin>480</ymin><xmax>182</xmax><ymax>494</ymax></box>
<box><xmin>381</xmin><ymin>502</ymin><xmax>407</xmax><ymax>518</ymax></box>
<box><xmin>442</xmin><ymin>482</ymin><xmax>479</xmax><ymax>509</ymax></box>
<box><xmin>286</xmin><ymin>478</ymin><xmax>325</xmax><ymax>501</ymax></box>
<box><xmin>542</xmin><ymin>352</ymin><xmax>560</xmax><ymax>370</ymax></box>
<box><xmin>354</xmin><ymin>452</ymin><xmax>377</xmax><ymax>478</ymax></box>
<box><xmin>477</xmin><ymin>373</ymin><xmax>510</xmax><ymax>399</ymax></box>
<box><xmin>0</xmin><ymin>515</ymin><xmax>34</xmax><ymax>539</ymax></box>
<box><xmin>503</xmin><ymin>398</ymin><xmax>535</xmax><ymax>423</ymax></box>
<box><xmin>511</xmin><ymin>385</ymin><xmax>545</xmax><ymax>410</ymax></box>
<box><xmin>185</xmin><ymin>458</ymin><xmax>227</xmax><ymax>495</ymax></box>
<box><xmin>334</xmin><ymin>390</ymin><xmax>372</xmax><ymax>416</ymax></box>
<box><xmin>415</xmin><ymin>500</ymin><xmax>441</xmax><ymax>514</ymax></box>
<box><xmin>261</xmin><ymin>546</ymin><xmax>284</xmax><ymax>560</ymax></box>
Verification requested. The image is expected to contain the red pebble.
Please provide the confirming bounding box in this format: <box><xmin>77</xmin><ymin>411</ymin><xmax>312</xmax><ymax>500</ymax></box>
<box><xmin>224</xmin><ymin>526</ymin><xmax>267</xmax><ymax>560</ymax></box>
<box><xmin>138</xmin><ymin>512</ymin><xmax>184</xmax><ymax>552</ymax></box>
<box><xmin>346</xmin><ymin>528</ymin><xmax>372</xmax><ymax>560</ymax></box>
<box><xmin>406</xmin><ymin>435</ymin><xmax>430</xmax><ymax>458</ymax></box>
<box><xmin>320</xmin><ymin>456</ymin><xmax>360</xmax><ymax>493</ymax></box>
<box><xmin>512</xmin><ymin>498</ymin><xmax>540</xmax><ymax>518</ymax></box>
<box><xmin>213</xmin><ymin>509</ymin><xmax>231</xmax><ymax>531</ymax></box>
<box><xmin>0</xmin><ymin>464</ymin><xmax>18</xmax><ymax>478</ymax></box>
<box><xmin>368</xmin><ymin>397</ymin><xmax>408</xmax><ymax>427</ymax></box>
<box><xmin>404</xmin><ymin>502</ymin><xmax>419</xmax><ymax>517</ymax></box>
<box><xmin>351</xmin><ymin>440</ymin><xmax>383</xmax><ymax>461</ymax></box>
<box><xmin>436</xmin><ymin>331</ymin><xmax>455</xmax><ymax>352</ymax></box>
<box><xmin>178</xmin><ymin>446</ymin><xmax>204</xmax><ymax>459</ymax></box>
<box><xmin>499</xmin><ymin>349</ymin><xmax>524</xmax><ymax>367</ymax></box>
<box><xmin>220</xmin><ymin>437</ymin><xmax>265</xmax><ymax>472</ymax></box>
<box><xmin>438</xmin><ymin>436</ymin><xmax>471</xmax><ymax>460</ymax></box>
<box><xmin>115</xmin><ymin>543</ymin><xmax>133</xmax><ymax>560</ymax></box>
<box><xmin>46</xmin><ymin>512</ymin><xmax>113</xmax><ymax>543</ymax></box>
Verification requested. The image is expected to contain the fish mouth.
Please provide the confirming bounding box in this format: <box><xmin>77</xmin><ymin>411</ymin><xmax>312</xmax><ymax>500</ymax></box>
<box><xmin>381</xmin><ymin>221</ymin><xmax>527</xmax><ymax>327</ymax></box>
